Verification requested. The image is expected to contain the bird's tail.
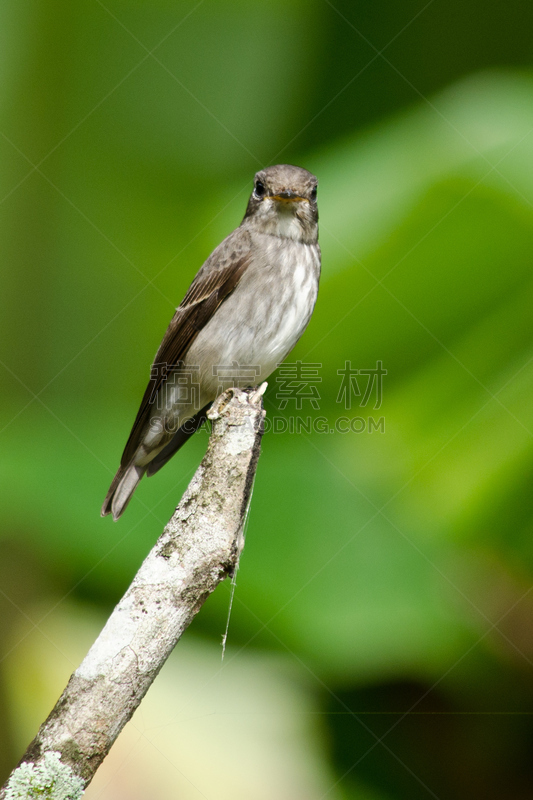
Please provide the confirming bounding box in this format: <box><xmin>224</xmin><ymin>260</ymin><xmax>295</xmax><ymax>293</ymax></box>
<box><xmin>101</xmin><ymin>463</ymin><xmax>146</xmax><ymax>521</ymax></box>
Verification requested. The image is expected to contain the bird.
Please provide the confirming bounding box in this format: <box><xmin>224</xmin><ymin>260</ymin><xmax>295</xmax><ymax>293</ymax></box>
<box><xmin>102</xmin><ymin>164</ymin><xmax>321</xmax><ymax>520</ymax></box>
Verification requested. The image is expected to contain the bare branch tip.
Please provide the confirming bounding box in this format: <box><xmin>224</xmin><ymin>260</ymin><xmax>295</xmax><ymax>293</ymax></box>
<box><xmin>207</xmin><ymin>384</ymin><xmax>267</xmax><ymax>421</ymax></box>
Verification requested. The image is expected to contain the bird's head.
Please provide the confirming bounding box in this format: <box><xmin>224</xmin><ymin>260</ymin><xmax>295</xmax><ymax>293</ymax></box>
<box><xmin>242</xmin><ymin>164</ymin><xmax>318</xmax><ymax>244</ymax></box>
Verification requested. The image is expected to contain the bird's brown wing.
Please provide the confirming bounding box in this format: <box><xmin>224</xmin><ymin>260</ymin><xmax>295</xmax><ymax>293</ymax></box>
<box><xmin>120</xmin><ymin>235</ymin><xmax>252</xmax><ymax>467</ymax></box>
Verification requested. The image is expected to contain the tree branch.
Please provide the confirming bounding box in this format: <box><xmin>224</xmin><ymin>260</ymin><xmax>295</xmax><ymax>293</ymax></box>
<box><xmin>1</xmin><ymin>386</ymin><xmax>266</xmax><ymax>799</ymax></box>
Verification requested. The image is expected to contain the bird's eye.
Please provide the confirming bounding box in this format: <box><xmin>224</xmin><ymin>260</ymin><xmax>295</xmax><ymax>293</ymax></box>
<box><xmin>254</xmin><ymin>181</ymin><xmax>266</xmax><ymax>198</ymax></box>
<box><xmin>310</xmin><ymin>185</ymin><xmax>318</xmax><ymax>202</ymax></box>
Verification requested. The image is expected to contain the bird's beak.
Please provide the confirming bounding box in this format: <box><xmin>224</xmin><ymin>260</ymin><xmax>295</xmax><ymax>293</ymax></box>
<box><xmin>270</xmin><ymin>191</ymin><xmax>305</xmax><ymax>203</ymax></box>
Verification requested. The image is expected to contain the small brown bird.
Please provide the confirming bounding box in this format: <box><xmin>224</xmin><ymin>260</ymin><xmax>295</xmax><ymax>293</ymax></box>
<box><xmin>102</xmin><ymin>164</ymin><xmax>320</xmax><ymax>520</ymax></box>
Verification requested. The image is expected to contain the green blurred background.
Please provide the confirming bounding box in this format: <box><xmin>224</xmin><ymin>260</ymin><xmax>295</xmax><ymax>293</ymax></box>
<box><xmin>2</xmin><ymin>1</ymin><xmax>533</xmax><ymax>797</ymax></box>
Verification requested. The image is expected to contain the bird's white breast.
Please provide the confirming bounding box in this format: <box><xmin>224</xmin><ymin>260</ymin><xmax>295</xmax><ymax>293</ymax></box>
<box><xmin>186</xmin><ymin>234</ymin><xmax>320</xmax><ymax>393</ymax></box>
<box><xmin>260</xmin><ymin>245</ymin><xmax>318</xmax><ymax>365</ymax></box>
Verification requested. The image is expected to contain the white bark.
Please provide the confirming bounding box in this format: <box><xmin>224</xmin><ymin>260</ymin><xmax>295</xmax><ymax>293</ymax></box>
<box><xmin>1</xmin><ymin>386</ymin><xmax>266</xmax><ymax>799</ymax></box>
